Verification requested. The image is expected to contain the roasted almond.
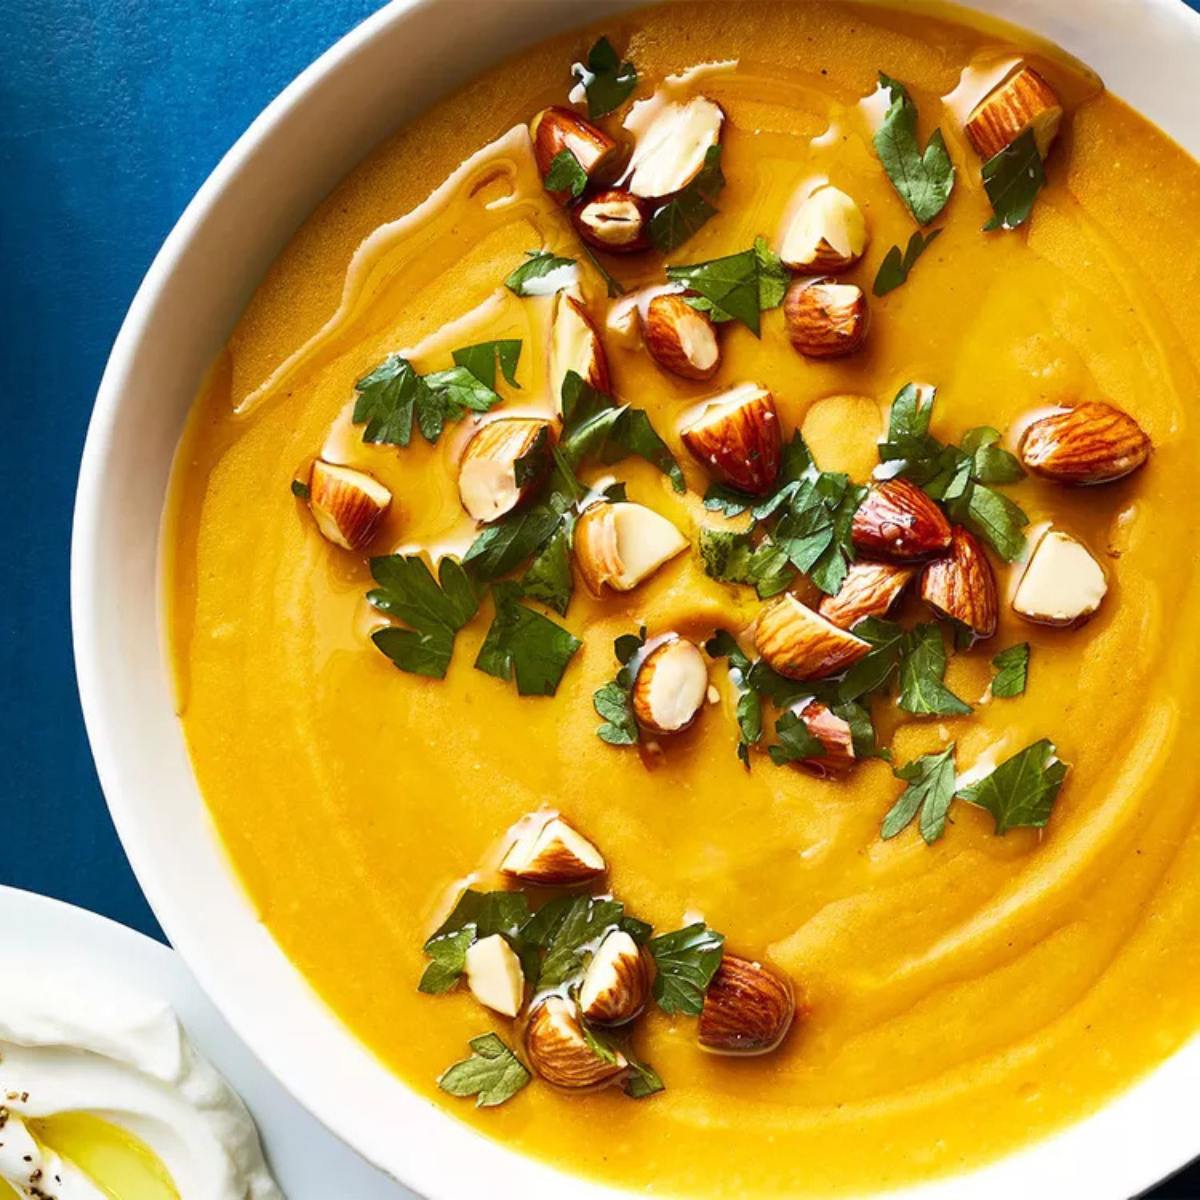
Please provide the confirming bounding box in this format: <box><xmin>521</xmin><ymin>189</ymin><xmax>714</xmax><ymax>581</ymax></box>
<box><xmin>680</xmin><ymin>383</ymin><xmax>782</xmax><ymax>496</ymax></box>
<box><xmin>1017</xmin><ymin>401</ymin><xmax>1151</xmax><ymax>485</ymax></box>
<box><xmin>464</xmin><ymin>933</ymin><xmax>525</xmax><ymax>1018</ymax></box>
<box><xmin>530</xmin><ymin>106</ymin><xmax>619</xmax><ymax>202</ymax></box>
<box><xmin>578</xmin><ymin>930</ymin><xmax>651</xmax><ymax>1026</ymax></box>
<box><xmin>919</xmin><ymin>526</ymin><xmax>998</xmax><ymax>639</ymax></box>
<box><xmin>550</xmin><ymin>291</ymin><xmax>611</xmax><ymax>405</ymax></box>
<box><xmin>754</xmin><ymin>594</ymin><xmax>871</xmax><ymax>680</ymax></box>
<box><xmin>574</xmin><ymin>501</ymin><xmax>688</xmax><ymax>595</ymax></box>
<box><xmin>818</xmin><ymin>560</ymin><xmax>914</xmax><ymax>629</ymax></box>
<box><xmin>1012</xmin><ymin>528</ymin><xmax>1107</xmax><ymax>627</ymax></box>
<box><xmin>571</xmin><ymin>188</ymin><xmax>651</xmax><ymax>253</ymax></box>
<box><xmin>784</xmin><ymin>277</ymin><xmax>869</xmax><ymax>359</ymax></box>
<box><xmin>525</xmin><ymin>996</ymin><xmax>627</xmax><ymax>1089</ymax></box>
<box><xmin>458</xmin><ymin>418</ymin><xmax>555</xmax><ymax>524</ymax></box>
<box><xmin>780</xmin><ymin>186</ymin><xmax>868</xmax><ymax>272</ymax></box>
<box><xmin>642</xmin><ymin>294</ymin><xmax>721</xmax><ymax>381</ymax></box>
<box><xmin>790</xmin><ymin>700</ymin><xmax>857</xmax><ymax>778</ymax></box>
<box><xmin>852</xmin><ymin>479</ymin><xmax>952</xmax><ymax>561</ymax></box>
<box><xmin>626</xmin><ymin>95</ymin><xmax>724</xmax><ymax>200</ymax></box>
<box><xmin>965</xmin><ymin>65</ymin><xmax>1063</xmax><ymax>161</ymax></box>
<box><xmin>631</xmin><ymin>636</ymin><xmax>709</xmax><ymax>736</ymax></box>
<box><xmin>501</xmin><ymin>815</ymin><xmax>606</xmax><ymax>886</ymax></box>
<box><xmin>307</xmin><ymin>460</ymin><xmax>392</xmax><ymax>552</ymax></box>
<box><xmin>698</xmin><ymin>954</ymin><xmax>796</xmax><ymax>1055</ymax></box>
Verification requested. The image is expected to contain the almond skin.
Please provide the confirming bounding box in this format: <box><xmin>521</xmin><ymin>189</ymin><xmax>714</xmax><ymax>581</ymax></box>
<box><xmin>965</xmin><ymin>65</ymin><xmax>1062</xmax><ymax>161</ymax></box>
<box><xmin>307</xmin><ymin>460</ymin><xmax>391</xmax><ymax>552</ymax></box>
<box><xmin>631</xmin><ymin>636</ymin><xmax>709</xmax><ymax>736</ymax></box>
<box><xmin>698</xmin><ymin>954</ymin><xmax>796</xmax><ymax>1055</ymax></box>
<box><xmin>525</xmin><ymin>996</ymin><xmax>627</xmax><ymax>1089</ymax></box>
<box><xmin>680</xmin><ymin>384</ymin><xmax>781</xmax><ymax>496</ymax></box>
<box><xmin>791</xmin><ymin>700</ymin><xmax>857</xmax><ymax>778</ymax></box>
<box><xmin>780</xmin><ymin>186</ymin><xmax>868</xmax><ymax>273</ymax></box>
<box><xmin>852</xmin><ymin>480</ymin><xmax>952</xmax><ymax>562</ymax></box>
<box><xmin>754</xmin><ymin>594</ymin><xmax>871</xmax><ymax>680</ymax></box>
<box><xmin>578</xmin><ymin>930</ymin><xmax>651</xmax><ymax>1026</ymax></box>
<box><xmin>572</xmin><ymin>189</ymin><xmax>650</xmax><ymax>253</ymax></box>
<box><xmin>500</xmin><ymin>815</ymin><xmax>606</xmax><ymax>886</ymax></box>
<box><xmin>784</xmin><ymin>277</ymin><xmax>868</xmax><ymax>359</ymax></box>
<box><xmin>642</xmin><ymin>294</ymin><xmax>720</xmax><ymax>381</ymax></box>
<box><xmin>530</xmin><ymin>106</ymin><xmax>619</xmax><ymax>202</ymax></box>
<box><xmin>920</xmin><ymin>526</ymin><xmax>999</xmax><ymax>639</ymax></box>
<box><xmin>1018</xmin><ymin>401</ymin><xmax>1151</xmax><ymax>485</ymax></box>
<box><xmin>818</xmin><ymin>561</ymin><xmax>914</xmax><ymax>629</ymax></box>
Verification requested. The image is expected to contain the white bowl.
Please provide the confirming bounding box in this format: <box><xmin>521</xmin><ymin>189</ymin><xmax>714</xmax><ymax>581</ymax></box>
<box><xmin>72</xmin><ymin>2</ymin><xmax>1200</xmax><ymax>1197</ymax></box>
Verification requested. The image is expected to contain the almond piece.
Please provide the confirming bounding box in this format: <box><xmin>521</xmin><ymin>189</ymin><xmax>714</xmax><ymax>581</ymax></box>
<box><xmin>754</xmin><ymin>594</ymin><xmax>871</xmax><ymax>680</ymax></box>
<box><xmin>680</xmin><ymin>384</ymin><xmax>782</xmax><ymax>496</ymax></box>
<box><xmin>818</xmin><ymin>561</ymin><xmax>914</xmax><ymax>629</ymax></box>
<box><xmin>780</xmin><ymin>186</ymin><xmax>868</xmax><ymax>272</ymax></box>
<box><xmin>698</xmin><ymin>954</ymin><xmax>796</xmax><ymax>1055</ymax></box>
<box><xmin>458</xmin><ymin>418</ymin><xmax>555</xmax><ymax>524</ymax></box>
<box><xmin>307</xmin><ymin>460</ymin><xmax>392</xmax><ymax>551</ymax></box>
<box><xmin>578</xmin><ymin>930</ymin><xmax>650</xmax><ymax>1026</ymax></box>
<box><xmin>1013</xmin><ymin>528</ymin><xmax>1107</xmax><ymax>627</ymax></box>
<box><xmin>1017</xmin><ymin>401</ymin><xmax>1151</xmax><ymax>485</ymax></box>
<box><xmin>530</xmin><ymin>106</ymin><xmax>619</xmax><ymax>202</ymax></box>
<box><xmin>525</xmin><ymin>996</ymin><xmax>627</xmax><ymax>1089</ymax></box>
<box><xmin>631</xmin><ymin>636</ymin><xmax>708</xmax><ymax>735</ymax></box>
<box><xmin>572</xmin><ymin>189</ymin><xmax>651</xmax><ymax>253</ymax></box>
<box><xmin>550</xmin><ymin>291</ymin><xmax>611</xmax><ymax>406</ymax></box>
<box><xmin>852</xmin><ymin>480</ymin><xmax>952</xmax><ymax>561</ymax></box>
<box><xmin>627</xmin><ymin>96</ymin><xmax>724</xmax><ymax>200</ymax></box>
<box><xmin>920</xmin><ymin>526</ymin><xmax>998</xmax><ymax>639</ymax></box>
<box><xmin>965</xmin><ymin>65</ymin><xmax>1063</xmax><ymax>161</ymax></box>
<box><xmin>784</xmin><ymin>277</ymin><xmax>869</xmax><ymax>359</ymax></box>
<box><xmin>464</xmin><ymin>933</ymin><xmax>525</xmax><ymax>1018</ymax></box>
<box><xmin>790</xmin><ymin>700</ymin><xmax>857</xmax><ymax>778</ymax></box>
<box><xmin>574</xmin><ymin>502</ymin><xmax>688</xmax><ymax>595</ymax></box>
<box><xmin>642</xmin><ymin>294</ymin><xmax>720</xmax><ymax>381</ymax></box>
<box><xmin>501</xmin><ymin>815</ymin><xmax>606</xmax><ymax>886</ymax></box>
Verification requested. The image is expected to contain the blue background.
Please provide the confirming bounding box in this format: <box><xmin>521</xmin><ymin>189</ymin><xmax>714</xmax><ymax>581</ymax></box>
<box><xmin>2</xmin><ymin>2</ymin><xmax>1197</xmax><ymax>1194</ymax></box>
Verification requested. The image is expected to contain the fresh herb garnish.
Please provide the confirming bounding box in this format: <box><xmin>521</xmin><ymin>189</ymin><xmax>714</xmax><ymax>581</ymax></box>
<box><xmin>648</xmin><ymin>145</ymin><xmax>725</xmax><ymax>253</ymax></box>
<box><xmin>368</xmin><ymin>555</ymin><xmax>481</xmax><ymax>678</ymax></box>
<box><xmin>873</xmin><ymin>228</ymin><xmax>942</xmax><ymax>297</ymax></box>
<box><xmin>772</xmin><ymin>471</ymin><xmax>867</xmax><ymax>597</ymax></box>
<box><xmin>873</xmin><ymin>73</ymin><xmax>955</xmax><ymax>225</ymax></box>
<box><xmin>881</xmin><ymin>744</ymin><xmax>958</xmax><ymax>843</ymax></box>
<box><xmin>703</xmin><ymin>428</ymin><xmax>812</xmax><ymax>519</ymax></box>
<box><xmin>437</xmin><ymin>1033</ymin><xmax>531</xmax><ymax>1108</ymax></box>
<box><xmin>505</xmin><ymin>250</ymin><xmax>579</xmax><ymax>296</ymax></box>
<box><xmin>573</xmin><ymin>36</ymin><xmax>638</xmax><ymax>118</ymax></box>
<box><xmin>982</xmin><ymin>127</ymin><xmax>1045</xmax><ymax>231</ymax></box>
<box><xmin>991</xmin><ymin>643</ymin><xmax>1030</xmax><ymax>698</ymax></box>
<box><xmin>419</xmin><ymin>888</ymin><xmax>532</xmax><ymax>991</ymax></box>
<box><xmin>463</xmin><ymin>505</ymin><xmax>564</xmax><ymax>583</ymax></box>
<box><xmin>647</xmin><ymin>923</ymin><xmax>725</xmax><ymax>1015</ymax></box>
<box><xmin>544</xmin><ymin>148</ymin><xmax>588</xmax><ymax>198</ymax></box>
<box><xmin>767</xmin><ymin>700</ymin><xmax>880</xmax><ymax>767</ymax></box>
<box><xmin>622</xmin><ymin>1057</ymin><xmax>666</xmax><ymax>1099</ymax></box>
<box><xmin>697</xmin><ymin>528</ymin><xmax>794</xmax><ymax>598</ymax></box>
<box><xmin>418</xmin><ymin>926</ymin><xmax>476</xmax><ymax>994</ymax></box>
<box><xmin>518</xmin><ymin>513</ymin><xmax>575</xmax><ymax>615</ymax></box>
<box><xmin>665</xmin><ymin>237</ymin><xmax>788</xmax><ymax>336</ymax></box>
<box><xmin>898</xmin><ymin>622</ymin><xmax>972</xmax><ymax>716</ymax></box>
<box><xmin>593</xmin><ymin>628</ymin><xmax>646</xmax><ymax>745</ymax></box>
<box><xmin>525</xmin><ymin>894</ymin><xmax>625</xmax><ymax>988</ymax></box>
<box><xmin>474</xmin><ymin>581</ymin><xmax>582</xmax><ymax>696</ymax></box>
<box><xmin>450</xmin><ymin>340</ymin><xmax>522</xmax><ymax>391</ymax></box>
<box><xmin>290</xmin><ymin>479</ymin><xmax>310</xmax><ymax>500</ymax></box>
<box><xmin>837</xmin><ymin>616</ymin><xmax>908</xmax><ymax>702</ymax></box>
<box><xmin>959</xmin><ymin>738</ymin><xmax>1068</xmax><ymax>834</ymax></box>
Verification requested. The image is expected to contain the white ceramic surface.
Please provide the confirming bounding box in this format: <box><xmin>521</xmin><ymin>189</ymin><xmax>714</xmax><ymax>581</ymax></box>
<box><xmin>72</xmin><ymin>2</ymin><xmax>1200</xmax><ymax>1198</ymax></box>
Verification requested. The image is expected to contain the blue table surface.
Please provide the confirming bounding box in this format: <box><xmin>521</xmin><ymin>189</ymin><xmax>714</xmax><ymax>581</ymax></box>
<box><xmin>3</xmin><ymin>1</ymin><xmax>1198</xmax><ymax>1195</ymax></box>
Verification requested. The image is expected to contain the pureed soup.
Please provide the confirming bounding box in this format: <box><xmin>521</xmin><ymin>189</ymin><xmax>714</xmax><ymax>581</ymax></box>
<box><xmin>166</xmin><ymin>1</ymin><xmax>1200</xmax><ymax>1195</ymax></box>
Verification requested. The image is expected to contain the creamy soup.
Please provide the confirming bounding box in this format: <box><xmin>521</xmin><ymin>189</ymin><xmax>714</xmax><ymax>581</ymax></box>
<box><xmin>166</xmin><ymin>1</ymin><xmax>1200</xmax><ymax>1195</ymax></box>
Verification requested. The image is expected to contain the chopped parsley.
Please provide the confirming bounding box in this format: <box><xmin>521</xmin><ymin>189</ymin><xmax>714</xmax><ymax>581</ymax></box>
<box><xmin>420</xmin><ymin>889</ymin><xmax>532</xmax><ymax>991</ymax></box>
<box><xmin>474</xmin><ymin>581</ymin><xmax>582</xmax><ymax>696</ymax></box>
<box><xmin>505</xmin><ymin>250</ymin><xmax>578</xmax><ymax>296</ymax></box>
<box><xmin>527</xmin><ymin>894</ymin><xmax>624</xmax><ymax>988</ymax></box>
<box><xmin>873</xmin><ymin>73</ymin><xmax>955</xmax><ymax>225</ymax></box>
<box><xmin>290</xmin><ymin>479</ymin><xmax>310</xmax><ymax>500</ymax></box>
<box><xmin>991</xmin><ymin>643</ymin><xmax>1030</xmax><ymax>699</ymax></box>
<box><xmin>697</xmin><ymin>527</ymin><xmax>794</xmax><ymax>598</ymax></box>
<box><xmin>543</xmin><ymin>148</ymin><xmax>588</xmax><ymax>198</ymax></box>
<box><xmin>646</xmin><ymin>923</ymin><xmax>725</xmax><ymax>1015</ymax></box>
<box><xmin>881</xmin><ymin>744</ymin><xmax>959</xmax><ymax>843</ymax></box>
<box><xmin>982</xmin><ymin>127</ymin><xmax>1046</xmax><ymax>231</ymax></box>
<box><xmin>437</xmin><ymin>1033</ymin><xmax>530</xmax><ymax>1108</ymax></box>
<box><xmin>959</xmin><ymin>739</ymin><xmax>1068</xmax><ymax>834</ymax></box>
<box><xmin>648</xmin><ymin>145</ymin><xmax>725</xmax><ymax>253</ymax></box>
<box><xmin>573</xmin><ymin>36</ymin><xmax>638</xmax><ymax>118</ymax></box>
<box><xmin>873</xmin><ymin>227</ymin><xmax>942</xmax><ymax>297</ymax></box>
<box><xmin>898</xmin><ymin>623</ymin><xmax>972</xmax><ymax>717</ymax></box>
<box><xmin>593</xmin><ymin>628</ymin><xmax>646</xmax><ymax>745</ymax></box>
<box><xmin>665</xmin><ymin>237</ymin><xmax>788</xmax><ymax>335</ymax></box>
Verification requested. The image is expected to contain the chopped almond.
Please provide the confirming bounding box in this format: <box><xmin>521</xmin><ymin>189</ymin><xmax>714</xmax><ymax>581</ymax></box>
<box><xmin>1012</xmin><ymin>528</ymin><xmax>1107</xmax><ymax>627</ymax></box>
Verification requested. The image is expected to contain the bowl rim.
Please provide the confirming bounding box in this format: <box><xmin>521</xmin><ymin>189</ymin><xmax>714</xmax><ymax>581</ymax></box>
<box><xmin>72</xmin><ymin>1</ymin><xmax>1200</xmax><ymax>1198</ymax></box>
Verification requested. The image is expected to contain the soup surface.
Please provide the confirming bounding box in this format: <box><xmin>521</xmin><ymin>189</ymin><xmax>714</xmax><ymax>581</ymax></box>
<box><xmin>167</xmin><ymin>2</ymin><xmax>1200</xmax><ymax>1195</ymax></box>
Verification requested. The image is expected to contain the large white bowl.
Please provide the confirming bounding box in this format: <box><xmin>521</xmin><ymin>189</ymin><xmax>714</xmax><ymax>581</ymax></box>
<box><xmin>72</xmin><ymin>2</ymin><xmax>1200</xmax><ymax>1197</ymax></box>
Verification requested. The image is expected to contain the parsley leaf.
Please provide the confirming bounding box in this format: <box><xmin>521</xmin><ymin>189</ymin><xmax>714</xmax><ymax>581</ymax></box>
<box><xmin>420</xmin><ymin>889</ymin><xmax>532</xmax><ymax>991</ymax></box>
<box><xmin>705</xmin><ymin>631</ymin><xmax>763</xmax><ymax>766</ymax></box>
<box><xmin>559</xmin><ymin>371</ymin><xmax>685</xmax><ymax>491</ymax></box>
<box><xmin>838</xmin><ymin>616</ymin><xmax>907</xmax><ymax>702</ymax></box>
<box><xmin>982</xmin><ymin>127</ymin><xmax>1045</xmax><ymax>231</ymax></box>
<box><xmin>518</xmin><ymin>514</ymin><xmax>575</xmax><ymax>615</ymax></box>
<box><xmin>704</xmin><ymin>430</ymin><xmax>813</xmax><ymax>518</ymax></box>
<box><xmin>623</xmin><ymin>1058</ymin><xmax>666</xmax><ymax>1099</ymax></box>
<box><xmin>873</xmin><ymin>227</ymin><xmax>942</xmax><ymax>297</ymax></box>
<box><xmin>648</xmin><ymin>145</ymin><xmax>725</xmax><ymax>253</ymax></box>
<box><xmin>544</xmin><ymin>148</ymin><xmax>588</xmax><ymax>198</ymax></box>
<box><xmin>951</xmin><ymin>482</ymin><xmax>1028</xmax><ymax>562</ymax></box>
<box><xmin>474</xmin><ymin>582</ymin><xmax>581</xmax><ymax>696</ymax></box>
<box><xmin>960</xmin><ymin>426</ymin><xmax>1023</xmax><ymax>485</ymax></box>
<box><xmin>698</xmin><ymin>528</ymin><xmax>795</xmax><ymax>598</ymax></box>
<box><xmin>290</xmin><ymin>479</ymin><xmax>310</xmax><ymax>500</ymax></box>
<box><xmin>437</xmin><ymin>1033</ymin><xmax>530</xmax><ymax>1108</ymax></box>
<box><xmin>991</xmin><ymin>642</ymin><xmax>1030</xmax><ymax>698</ymax></box>
<box><xmin>647</xmin><ymin>923</ymin><xmax>725</xmax><ymax>1015</ymax></box>
<box><xmin>505</xmin><ymin>250</ymin><xmax>578</xmax><ymax>296</ymax></box>
<box><xmin>767</xmin><ymin>708</ymin><xmax>827</xmax><ymax>765</ymax></box>
<box><xmin>754</xmin><ymin>236</ymin><xmax>790</xmax><ymax>310</ymax></box>
<box><xmin>593</xmin><ymin>628</ymin><xmax>646</xmax><ymax>745</ymax></box>
<box><xmin>773</xmin><ymin>472</ymin><xmax>866</xmax><ymax>596</ymax></box>
<box><xmin>368</xmin><ymin>555</ymin><xmax>482</xmax><ymax>678</ymax></box>
<box><xmin>451</xmin><ymin>340</ymin><xmax>521</xmax><ymax>390</ymax></box>
<box><xmin>873</xmin><ymin>73</ymin><xmax>955</xmax><ymax>225</ymax></box>
<box><xmin>958</xmin><ymin>738</ymin><xmax>1068</xmax><ymax>834</ymax></box>
<box><xmin>574</xmin><ymin>36</ymin><xmax>637</xmax><ymax>118</ymax></box>
<box><xmin>353</xmin><ymin>354</ymin><xmax>430</xmax><ymax>446</ymax></box>
<box><xmin>418</xmin><ymin>926</ymin><xmax>475</xmax><ymax>994</ymax></box>
<box><xmin>530</xmin><ymin>895</ymin><xmax>624</xmax><ymax>988</ymax></box>
<box><xmin>666</xmin><ymin>239</ymin><xmax>786</xmax><ymax>336</ymax></box>
<box><xmin>898</xmin><ymin>622</ymin><xmax>972</xmax><ymax>716</ymax></box>
<box><xmin>881</xmin><ymin>744</ymin><xmax>958</xmax><ymax>843</ymax></box>
<box><xmin>463</xmin><ymin>505</ymin><xmax>563</xmax><ymax>582</ymax></box>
